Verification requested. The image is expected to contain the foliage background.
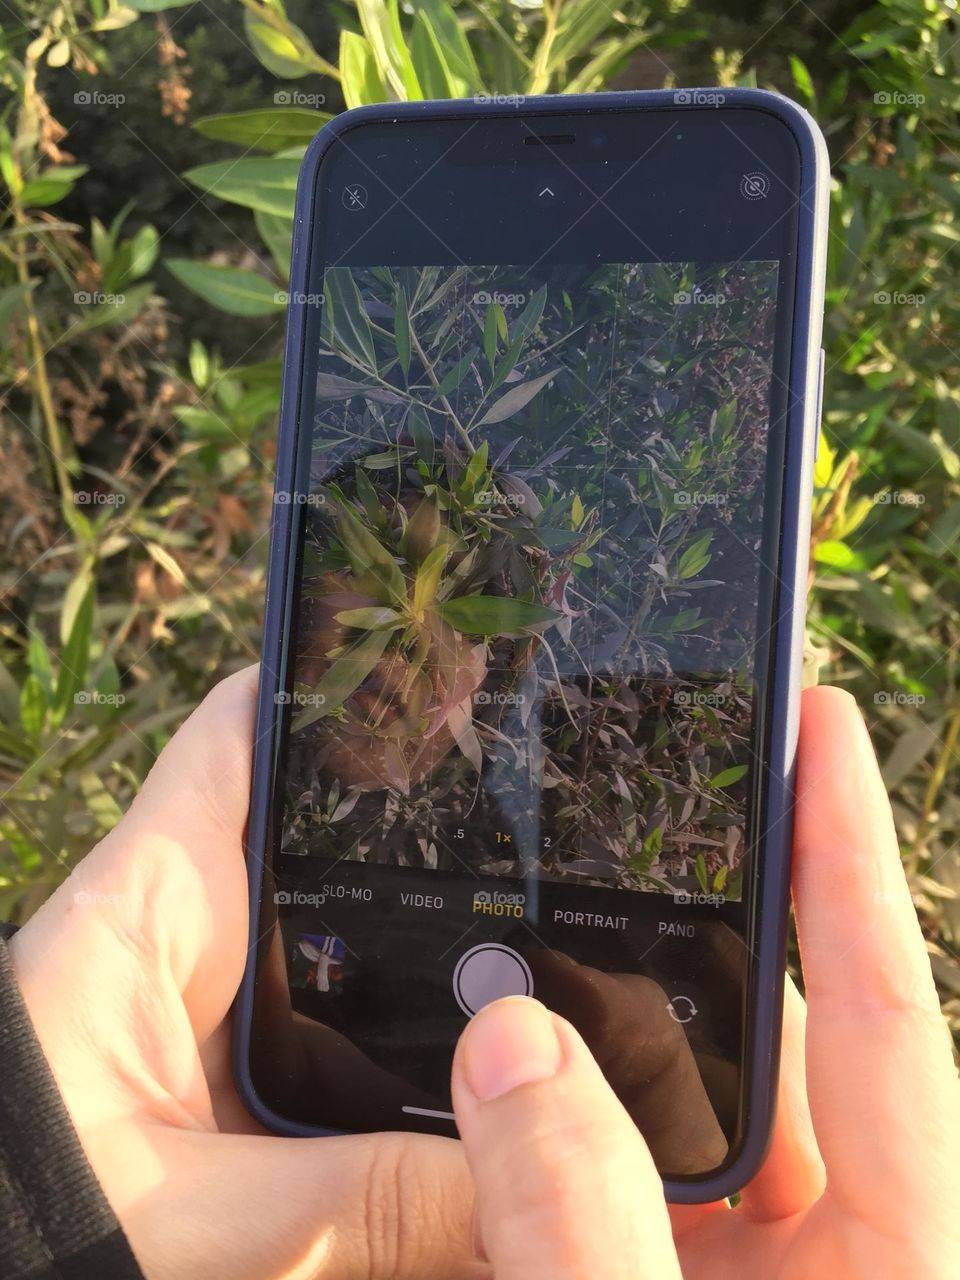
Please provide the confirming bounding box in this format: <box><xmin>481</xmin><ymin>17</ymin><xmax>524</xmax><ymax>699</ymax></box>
<box><xmin>1</xmin><ymin>0</ymin><xmax>958</xmax><ymax>1044</ymax></box>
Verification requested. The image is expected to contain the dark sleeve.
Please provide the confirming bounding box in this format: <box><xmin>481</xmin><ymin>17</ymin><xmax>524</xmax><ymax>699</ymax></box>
<box><xmin>0</xmin><ymin>935</ymin><xmax>145</xmax><ymax>1279</ymax></box>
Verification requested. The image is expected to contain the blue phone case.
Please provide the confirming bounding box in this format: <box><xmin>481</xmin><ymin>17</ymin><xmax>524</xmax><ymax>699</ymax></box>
<box><xmin>234</xmin><ymin>87</ymin><xmax>829</xmax><ymax>1204</ymax></box>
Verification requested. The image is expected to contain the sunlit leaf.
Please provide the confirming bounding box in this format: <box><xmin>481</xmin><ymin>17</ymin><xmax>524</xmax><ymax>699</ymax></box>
<box><xmin>244</xmin><ymin>10</ymin><xmax>316</xmax><ymax>78</ymax></box>
<box><xmin>709</xmin><ymin>764</ymin><xmax>749</xmax><ymax>789</ymax></box>
<box><xmin>255</xmin><ymin>208</ymin><xmax>293</xmax><ymax>277</ymax></box>
<box><xmin>52</xmin><ymin>581</ymin><xmax>95</xmax><ymax>724</ymax></box>
<box><xmin>677</xmin><ymin>532</ymin><xmax>713</xmax><ymax>579</ymax></box>
<box><xmin>166</xmin><ymin>260</ymin><xmax>284</xmax><ymax>317</ymax></box>
<box><xmin>356</xmin><ymin>0</ymin><xmax>422</xmax><ymax>100</ymax></box>
<box><xmin>20</xmin><ymin>675</ymin><xmax>48</xmax><ymax>739</ymax></box>
<box><xmin>340</xmin><ymin>30</ymin><xmax>387</xmax><ymax>108</ymax></box>
<box><xmin>413</xmin><ymin>545</ymin><xmax>448</xmax><ymax>614</ymax></box>
<box><xmin>183</xmin><ymin>157</ymin><xmax>300</xmax><ymax>218</ymax></box>
<box><xmin>193</xmin><ymin>109</ymin><xmax>328</xmax><ymax>151</ymax></box>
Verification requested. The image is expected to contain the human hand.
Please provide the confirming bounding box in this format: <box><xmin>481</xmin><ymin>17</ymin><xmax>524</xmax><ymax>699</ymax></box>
<box><xmin>10</xmin><ymin>676</ymin><xmax>958</xmax><ymax>1280</ymax></box>
<box><xmin>449</xmin><ymin>687</ymin><xmax>960</xmax><ymax>1279</ymax></box>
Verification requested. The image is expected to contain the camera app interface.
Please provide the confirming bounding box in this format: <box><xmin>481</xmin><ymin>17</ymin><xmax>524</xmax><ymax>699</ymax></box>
<box><xmin>258</xmin><ymin>256</ymin><xmax>780</xmax><ymax>1177</ymax></box>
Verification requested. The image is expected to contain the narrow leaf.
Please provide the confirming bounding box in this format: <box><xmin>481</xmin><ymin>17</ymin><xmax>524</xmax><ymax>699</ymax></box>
<box><xmin>438</xmin><ymin>595</ymin><xmax>560</xmax><ymax>635</ymax></box>
<box><xmin>477</xmin><ymin>368</ymin><xmax>558</xmax><ymax>425</ymax></box>
<box><xmin>291</xmin><ymin>627</ymin><xmax>393</xmax><ymax>729</ymax></box>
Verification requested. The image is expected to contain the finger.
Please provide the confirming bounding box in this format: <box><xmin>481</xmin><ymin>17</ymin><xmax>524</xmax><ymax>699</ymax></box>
<box><xmin>87</xmin><ymin>1123</ymin><xmax>485</xmax><ymax>1280</ymax></box>
<box><xmin>527</xmin><ymin>953</ymin><xmax>729</xmax><ymax>1176</ymax></box>
<box><xmin>452</xmin><ymin>997</ymin><xmax>682</xmax><ymax>1280</ymax></box>
<box><xmin>738</xmin><ymin>976</ymin><xmax>825</xmax><ymax>1220</ymax></box>
<box><xmin>107</xmin><ymin>663</ymin><xmax>259</xmax><ymax>1035</ymax></box>
<box><xmin>793</xmin><ymin>686</ymin><xmax>959</xmax><ymax>1221</ymax></box>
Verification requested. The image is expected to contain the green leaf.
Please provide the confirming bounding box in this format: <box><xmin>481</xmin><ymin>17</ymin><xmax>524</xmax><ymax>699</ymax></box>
<box><xmin>127</xmin><ymin>224</ymin><xmax>159</xmax><ymax>280</ymax></box>
<box><xmin>483</xmin><ymin>302</ymin><xmax>499</xmax><ymax>372</ymax></box>
<box><xmin>694</xmin><ymin>852</ymin><xmax>709</xmax><ymax>891</ymax></box>
<box><xmin>60</xmin><ymin>567</ymin><xmax>94</xmax><ymax>645</ymax></box>
<box><xmin>53</xmin><ymin>581</ymin><xmax>95</xmax><ymax>723</ymax></box>
<box><xmin>334</xmin><ymin>607</ymin><xmax>403</xmax><ymax>629</ymax></box>
<box><xmin>709</xmin><ymin>764</ymin><xmax>749</xmax><ymax>789</ymax></box>
<box><xmin>324</xmin><ymin>267</ymin><xmax>377</xmax><ymax>369</ymax></box>
<box><xmin>356</xmin><ymin>0</ymin><xmax>422</xmax><ymax>100</ymax></box>
<box><xmin>789</xmin><ymin>55</ymin><xmax>815</xmax><ymax>103</ymax></box>
<box><xmin>183</xmin><ymin>157</ymin><xmax>300</xmax><ymax>218</ymax></box>
<box><xmin>126</xmin><ymin>0</ymin><xmax>193</xmax><ymax>10</ymax></box>
<box><xmin>255</xmin><ymin>208</ymin><xmax>293</xmax><ymax>276</ymax></box>
<box><xmin>459</xmin><ymin>439</ymin><xmax>489</xmax><ymax>501</ymax></box>
<box><xmin>27</xmin><ymin>627</ymin><xmax>53</xmax><ymax>695</ymax></box>
<box><xmin>244</xmin><ymin>10</ymin><xmax>315</xmax><ymax>78</ymax></box>
<box><xmin>193</xmin><ymin>108</ymin><xmax>329</xmax><ymax>152</ymax></box>
<box><xmin>19</xmin><ymin>675</ymin><xmax>48</xmax><ymax>739</ymax></box>
<box><xmin>409</xmin><ymin>0</ymin><xmax>480</xmax><ymax>91</ymax></box>
<box><xmin>291</xmin><ymin>627</ymin><xmax>394</xmax><ymax>729</ymax></box>
<box><xmin>401</xmin><ymin>494</ymin><xmax>440</xmax><ymax>562</ymax></box>
<box><xmin>166</xmin><ymin>261</ymin><xmax>284</xmax><ymax>317</ymax></box>
<box><xmin>677</xmin><ymin>532</ymin><xmax>713</xmax><ymax>579</ymax></box>
<box><xmin>639</xmin><ymin>825</ymin><xmax>663</xmax><ymax>871</ymax></box>
<box><xmin>409</xmin><ymin>409</ymin><xmax>434</xmax><ymax>469</ymax></box>
<box><xmin>813</xmin><ymin>540</ymin><xmax>868</xmax><ymax>571</ymax></box>
<box><xmin>411</xmin><ymin>13</ymin><xmax>459</xmax><ymax>97</ymax></box>
<box><xmin>66</xmin><ymin>282</ymin><xmax>154</xmax><ymax>336</ymax></box>
<box><xmin>363</xmin><ymin>448</ymin><xmax>412</xmax><ymax>469</ymax></box>
<box><xmin>394</xmin><ymin>286</ymin><xmax>411</xmax><ymax>381</ymax></box>
<box><xmin>612</xmin><ymin>771</ymin><xmax>637</xmax><ymax>855</ymax></box>
<box><xmin>409</xmin><ymin>16</ymin><xmax>448</xmax><ymax>97</ymax></box>
<box><xmin>20</xmin><ymin>165</ymin><xmax>88</xmax><ymax>207</ymax></box>
<box><xmin>513</xmin><ymin>284</ymin><xmax>548</xmax><ymax>341</ymax></box>
<box><xmin>550</xmin><ymin>0</ymin><xmax>624</xmax><ymax>67</ymax></box>
<box><xmin>438</xmin><ymin>595</ymin><xmax>560</xmax><ymax>635</ymax></box>
<box><xmin>332</xmin><ymin>499</ymin><xmax>407</xmax><ymax>604</ymax></box>
<box><xmin>437</xmin><ymin>347</ymin><xmax>478</xmax><ymax>396</ymax></box>
<box><xmin>477</xmin><ymin>368</ymin><xmax>558</xmax><ymax>425</ymax></box>
<box><xmin>340</xmin><ymin>30</ymin><xmax>387</xmax><ymax>108</ymax></box>
<box><xmin>175</xmin><ymin>405</ymin><xmax>232</xmax><ymax>441</ymax></box>
<box><xmin>413</xmin><ymin>544</ymin><xmax>448</xmax><ymax>614</ymax></box>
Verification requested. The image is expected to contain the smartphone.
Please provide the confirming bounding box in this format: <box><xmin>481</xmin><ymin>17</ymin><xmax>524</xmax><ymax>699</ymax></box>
<box><xmin>234</xmin><ymin>88</ymin><xmax>828</xmax><ymax>1203</ymax></box>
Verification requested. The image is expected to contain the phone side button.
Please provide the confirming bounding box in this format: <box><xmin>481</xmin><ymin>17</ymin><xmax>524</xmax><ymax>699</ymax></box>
<box><xmin>813</xmin><ymin>346</ymin><xmax>825</xmax><ymax>464</ymax></box>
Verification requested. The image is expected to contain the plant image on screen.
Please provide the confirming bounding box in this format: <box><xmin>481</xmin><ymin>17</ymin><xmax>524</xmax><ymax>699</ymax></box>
<box><xmin>281</xmin><ymin>260</ymin><xmax>779</xmax><ymax>900</ymax></box>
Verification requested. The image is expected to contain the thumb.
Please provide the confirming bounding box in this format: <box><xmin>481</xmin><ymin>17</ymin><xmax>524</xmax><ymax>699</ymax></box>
<box><xmin>451</xmin><ymin>997</ymin><xmax>682</xmax><ymax>1280</ymax></box>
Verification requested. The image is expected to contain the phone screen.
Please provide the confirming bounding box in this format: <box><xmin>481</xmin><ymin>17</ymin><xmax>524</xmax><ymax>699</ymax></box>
<box><xmin>248</xmin><ymin>106</ymin><xmax>803</xmax><ymax>1182</ymax></box>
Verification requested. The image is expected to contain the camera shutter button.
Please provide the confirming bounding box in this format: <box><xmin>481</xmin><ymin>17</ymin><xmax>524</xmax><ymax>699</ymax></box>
<box><xmin>453</xmin><ymin>943</ymin><xmax>533</xmax><ymax>1017</ymax></box>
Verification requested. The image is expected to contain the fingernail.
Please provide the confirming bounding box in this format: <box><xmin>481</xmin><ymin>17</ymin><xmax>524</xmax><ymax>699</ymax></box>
<box><xmin>461</xmin><ymin>997</ymin><xmax>562</xmax><ymax>1102</ymax></box>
